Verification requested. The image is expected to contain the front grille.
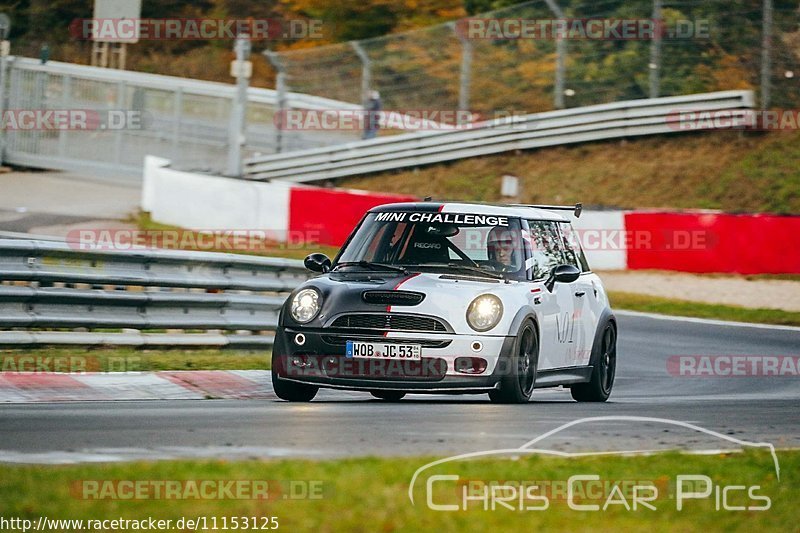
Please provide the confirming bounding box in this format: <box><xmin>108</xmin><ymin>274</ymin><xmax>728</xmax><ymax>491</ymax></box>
<box><xmin>329</xmin><ymin>313</ymin><xmax>448</xmax><ymax>332</ymax></box>
<box><xmin>362</xmin><ymin>290</ymin><xmax>425</xmax><ymax>306</ymax></box>
<box><xmin>321</xmin><ymin>335</ymin><xmax>451</xmax><ymax>348</ymax></box>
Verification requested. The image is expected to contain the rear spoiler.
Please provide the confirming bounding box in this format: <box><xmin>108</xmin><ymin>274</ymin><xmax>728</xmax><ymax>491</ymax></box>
<box><xmin>512</xmin><ymin>203</ymin><xmax>583</xmax><ymax>218</ymax></box>
<box><xmin>422</xmin><ymin>197</ymin><xmax>583</xmax><ymax>218</ymax></box>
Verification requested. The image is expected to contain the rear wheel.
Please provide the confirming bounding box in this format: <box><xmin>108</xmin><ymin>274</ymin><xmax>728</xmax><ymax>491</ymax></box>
<box><xmin>370</xmin><ymin>391</ymin><xmax>406</xmax><ymax>401</ymax></box>
<box><xmin>271</xmin><ymin>353</ymin><xmax>318</xmax><ymax>402</ymax></box>
<box><xmin>571</xmin><ymin>322</ymin><xmax>616</xmax><ymax>402</ymax></box>
<box><xmin>489</xmin><ymin>320</ymin><xmax>538</xmax><ymax>404</ymax></box>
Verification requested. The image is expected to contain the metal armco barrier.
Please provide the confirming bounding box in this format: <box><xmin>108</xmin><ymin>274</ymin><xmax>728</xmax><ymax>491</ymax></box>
<box><xmin>0</xmin><ymin>239</ymin><xmax>309</xmax><ymax>347</ymax></box>
<box><xmin>244</xmin><ymin>90</ymin><xmax>755</xmax><ymax>183</ymax></box>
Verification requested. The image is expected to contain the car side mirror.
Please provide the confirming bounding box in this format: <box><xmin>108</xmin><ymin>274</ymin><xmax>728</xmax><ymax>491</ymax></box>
<box><xmin>304</xmin><ymin>253</ymin><xmax>332</xmax><ymax>273</ymax></box>
<box><xmin>545</xmin><ymin>264</ymin><xmax>581</xmax><ymax>292</ymax></box>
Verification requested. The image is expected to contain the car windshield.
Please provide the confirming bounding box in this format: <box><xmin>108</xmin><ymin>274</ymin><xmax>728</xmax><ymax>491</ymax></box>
<box><xmin>335</xmin><ymin>211</ymin><xmax>527</xmax><ymax>280</ymax></box>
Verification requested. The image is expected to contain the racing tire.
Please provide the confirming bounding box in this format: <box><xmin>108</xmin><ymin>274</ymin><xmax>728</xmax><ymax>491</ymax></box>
<box><xmin>272</xmin><ymin>354</ymin><xmax>318</xmax><ymax>402</ymax></box>
<box><xmin>489</xmin><ymin>320</ymin><xmax>538</xmax><ymax>404</ymax></box>
<box><xmin>370</xmin><ymin>391</ymin><xmax>406</xmax><ymax>401</ymax></box>
<box><xmin>571</xmin><ymin>321</ymin><xmax>617</xmax><ymax>402</ymax></box>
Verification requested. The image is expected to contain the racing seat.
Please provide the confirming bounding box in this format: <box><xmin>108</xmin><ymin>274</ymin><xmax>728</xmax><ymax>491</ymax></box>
<box><xmin>399</xmin><ymin>229</ymin><xmax>450</xmax><ymax>264</ymax></box>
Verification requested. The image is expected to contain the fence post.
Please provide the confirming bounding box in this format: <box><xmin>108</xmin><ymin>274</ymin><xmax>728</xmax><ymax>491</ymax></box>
<box><xmin>58</xmin><ymin>74</ymin><xmax>70</xmax><ymax>158</ymax></box>
<box><xmin>0</xmin><ymin>53</ymin><xmax>7</xmax><ymax>165</ymax></box>
<box><xmin>350</xmin><ymin>41</ymin><xmax>371</xmax><ymax>107</ymax></box>
<box><xmin>113</xmin><ymin>81</ymin><xmax>126</xmax><ymax>164</ymax></box>
<box><xmin>649</xmin><ymin>0</ymin><xmax>662</xmax><ymax>98</ymax></box>
<box><xmin>760</xmin><ymin>0</ymin><xmax>773</xmax><ymax>110</ymax></box>
<box><xmin>172</xmin><ymin>87</ymin><xmax>182</xmax><ymax>161</ymax></box>
<box><xmin>0</xmin><ymin>16</ymin><xmax>8</xmax><ymax>165</ymax></box>
<box><xmin>449</xmin><ymin>23</ymin><xmax>473</xmax><ymax>114</ymax></box>
<box><xmin>264</xmin><ymin>50</ymin><xmax>287</xmax><ymax>154</ymax></box>
<box><xmin>545</xmin><ymin>0</ymin><xmax>566</xmax><ymax>109</ymax></box>
<box><xmin>8</xmin><ymin>59</ymin><xmax>19</xmax><ymax>154</ymax></box>
<box><xmin>227</xmin><ymin>35</ymin><xmax>251</xmax><ymax>177</ymax></box>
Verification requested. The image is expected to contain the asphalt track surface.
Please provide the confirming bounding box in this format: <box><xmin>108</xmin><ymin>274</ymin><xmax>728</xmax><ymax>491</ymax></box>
<box><xmin>1</xmin><ymin>312</ymin><xmax>798</xmax><ymax>463</ymax></box>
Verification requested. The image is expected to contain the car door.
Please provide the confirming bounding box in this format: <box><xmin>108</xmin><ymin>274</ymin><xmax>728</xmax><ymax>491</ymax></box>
<box><xmin>526</xmin><ymin>220</ymin><xmax>579</xmax><ymax>370</ymax></box>
<box><xmin>558</xmin><ymin>221</ymin><xmax>596</xmax><ymax>367</ymax></box>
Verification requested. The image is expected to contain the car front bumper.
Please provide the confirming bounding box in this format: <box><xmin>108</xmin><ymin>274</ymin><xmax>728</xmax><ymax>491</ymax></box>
<box><xmin>272</xmin><ymin>326</ymin><xmax>515</xmax><ymax>393</ymax></box>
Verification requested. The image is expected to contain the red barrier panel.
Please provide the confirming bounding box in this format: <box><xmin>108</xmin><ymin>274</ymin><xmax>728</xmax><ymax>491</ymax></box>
<box><xmin>624</xmin><ymin>211</ymin><xmax>800</xmax><ymax>274</ymax></box>
<box><xmin>288</xmin><ymin>186</ymin><xmax>417</xmax><ymax>246</ymax></box>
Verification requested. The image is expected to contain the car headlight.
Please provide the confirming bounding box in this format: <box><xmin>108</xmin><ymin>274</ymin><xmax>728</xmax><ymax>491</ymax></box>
<box><xmin>290</xmin><ymin>288</ymin><xmax>322</xmax><ymax>323</ymax></box>
<box><xmin>466</xmin><ymin>294</ymin><xmax>503</xmax><ymax>332</ymax></box>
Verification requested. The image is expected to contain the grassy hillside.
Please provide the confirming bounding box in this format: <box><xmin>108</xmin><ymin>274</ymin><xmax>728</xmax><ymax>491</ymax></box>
<box><xmin>340</xmin><ymin>130</ymin><xmax>800</xmax><ymax>214</ymax></box>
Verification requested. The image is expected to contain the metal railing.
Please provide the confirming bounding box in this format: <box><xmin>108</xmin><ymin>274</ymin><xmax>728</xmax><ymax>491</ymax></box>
<box><xmin>0</xmin><ymin>57</ymin><xmax>364</xmax><ymax>180</ymax></box>
<box><xmin>244</xmin><ymin>90</ymin><xmax>755</xmax><ymax>182</ymax></box>
<box><xmin>0</xmin><ymin>239</ymin><xmax>309</xmax><ymax>347</ymax></box>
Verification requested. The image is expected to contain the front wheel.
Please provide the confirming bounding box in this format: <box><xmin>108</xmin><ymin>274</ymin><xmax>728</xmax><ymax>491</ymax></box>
<box><xmin>571</xmin><ymin>322</ymin><xmax>616</xmax><ymax>402</ymax></box>
<box><xmin>489</xmin><ymin>320</ymin><xmax>538</xmax><ymax>404</ymax></box>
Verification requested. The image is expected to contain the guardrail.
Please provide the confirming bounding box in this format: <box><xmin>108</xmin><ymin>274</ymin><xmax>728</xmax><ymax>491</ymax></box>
<box><xmin>243</xmin><ymin>90</ymin><xmax>755</xmax><ymax>183</ymax></box>
<box><xmin>0</xmin><ymin>239</ymin><xmax>309</xmax><ymax>347</ymax></box>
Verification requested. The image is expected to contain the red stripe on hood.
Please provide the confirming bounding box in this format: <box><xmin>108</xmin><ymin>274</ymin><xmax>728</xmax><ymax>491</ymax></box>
<box><xmin>387</xmin><ymin>272</ymin><xmax>420</xmax><ymax>312</ymax></box>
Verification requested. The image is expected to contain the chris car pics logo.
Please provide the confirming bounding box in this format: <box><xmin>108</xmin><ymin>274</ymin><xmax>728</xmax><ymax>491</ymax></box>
<box><xmin>408</xmin><ymin>416</ymin><xmax>779</xmax><ymax>512</ymax></box>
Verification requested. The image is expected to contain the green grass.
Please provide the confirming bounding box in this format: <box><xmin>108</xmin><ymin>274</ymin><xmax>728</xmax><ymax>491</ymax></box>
<box><xmin>0</xmin><ymin>449</ymin><xmax>795</xmax><ymax>532</ymax></box>
<box><xmin>609</xmin><ymin>291</ymin><xmax>800</xmax><ymax>327</ymax></box>
<box><xmin>340</xmin><ymin>130</ymin><xmax>800</xmax><ymax>214</ymax></box>
<box><xmin>0</xmin><ymin>347</ymin><xmax>271</xmax><ymax>372</ymax></box>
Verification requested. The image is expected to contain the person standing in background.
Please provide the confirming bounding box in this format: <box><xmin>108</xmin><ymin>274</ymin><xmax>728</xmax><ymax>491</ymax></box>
<box><xmin>363</xmin><ymin>90</ymin><xmax>381</xmax><ymax>140</ymax></box>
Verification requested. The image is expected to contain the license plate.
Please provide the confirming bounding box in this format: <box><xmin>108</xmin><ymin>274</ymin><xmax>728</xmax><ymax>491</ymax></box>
<box><xmin>345</xmin><ymin>341</ymin><xmax>422</xmax><ymax>360</ymax></box>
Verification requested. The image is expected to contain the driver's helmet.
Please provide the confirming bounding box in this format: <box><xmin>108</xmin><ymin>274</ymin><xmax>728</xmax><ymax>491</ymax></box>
<box><xmin>487</xmin><ymin>226</ymin><xmax>522</xmax><ymax>269</ymax></box>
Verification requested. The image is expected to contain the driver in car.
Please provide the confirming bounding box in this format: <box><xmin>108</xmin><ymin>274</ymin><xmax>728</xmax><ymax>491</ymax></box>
<box><xmin>487</xmin><ymin>226</ymin><xmax>522</xmax><ymax>272</ymax></box>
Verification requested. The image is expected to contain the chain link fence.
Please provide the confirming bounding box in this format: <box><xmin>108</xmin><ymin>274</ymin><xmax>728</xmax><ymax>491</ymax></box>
<box><xmin>268</xmin><ymin>0</ymin><xmax>799</xmax><ymax>118</ymax></box>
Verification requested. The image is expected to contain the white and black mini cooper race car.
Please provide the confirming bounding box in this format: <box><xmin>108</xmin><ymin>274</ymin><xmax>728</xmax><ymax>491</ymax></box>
<box><xmin>272</xmin><ymin>201</ymin><xmax>617</xmax><ymax>404</ymax></box>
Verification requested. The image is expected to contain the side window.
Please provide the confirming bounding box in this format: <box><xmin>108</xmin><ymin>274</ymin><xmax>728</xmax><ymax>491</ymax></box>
<box><xmin>559</xmin><ymin>223</ymin><xmax>579</xmax><ymax>268</ymax></box>
<box><xmin>560</xmin><ymin>222</ymin><xmax>590</xmax><ymax>272</ymax></box>
<box><xmin>527</xmin><ymin>220</ymin><xmax>565</xmax><ymax>280</ymax></box>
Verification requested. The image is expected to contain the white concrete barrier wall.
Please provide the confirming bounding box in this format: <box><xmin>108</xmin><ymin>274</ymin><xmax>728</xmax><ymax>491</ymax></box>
<box><xmin>571</xmin><ymin>210</ymin><xmax>628</xmax><ymax>270</ymax></box>
<box><xmin>142</xmin><ymin>163</ymin><xmax>799</xmax><ymax>274</ymax></box>
<box><xmin>142</xmin><ymin>156</ymin><xmax>291</xmax><ymax>241</ymax></box>
<box><xmin>142</xmin><ymin>160</ymin><xmax>627</xmax><ymax>269</ymax></box>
